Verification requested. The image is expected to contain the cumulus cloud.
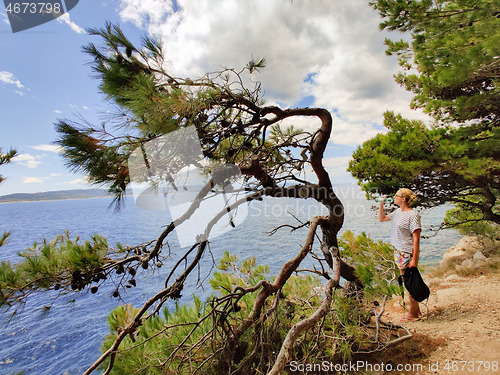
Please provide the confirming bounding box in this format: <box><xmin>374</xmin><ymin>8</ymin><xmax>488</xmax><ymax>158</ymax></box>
<box><xmin>56</xmin><ymin>13</ymin><xmax>85</xmax><ymax>34</ymax></box>
<box><xmin>12</xmin><ymin>154</ymin><xmax>42</xmax><ymax>168</ymax></box>
<box><xmin>118</xmin><ymin>0</ymin><xmax>175</xmax><ymax>29</ymax></box>
<box><xmin>323</xmin><ymin>156</ymin><xmax>353</xmax><ymax>169</ymax></box>
<box><xmin>323</xmin><ymin>156</ymin><xmax>354</xmax><ymax>180</ymax></box>
<box><xmin>64</xmin><ymin>178</ymin><xmax>89</xmax><ymax>185</ymax></box>
<box><xmin>29</xmin><ymin>144</ymin><xmax>62</xmax><ymax>153</ymax></box>
<box><xmin>22</xmin><ymin>177</ymin><xmax>45</xmax><ymax>184</ymax></box>
<box><xmin>117</xmin><ymin>0</ymin><xmax>431</xmax><ymax>147</ymax></box>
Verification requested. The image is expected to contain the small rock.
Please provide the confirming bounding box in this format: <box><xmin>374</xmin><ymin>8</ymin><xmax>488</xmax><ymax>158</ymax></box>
<box><xmin>463</xmin><ymin>236</ymin><xmax>482</xmax><ymax>249</ymax></box>
<box><xmin>482</xmin><ymin>237</ymin><xmax>494</xmax><ymax>249</ymax></box>
<box><xmin>460</xmin><ymin>259</ymin><xmax>475</xmax><ymax>269</ymax></box>
<box><xmin>442</xmin><ymin>246</ymin><xmax>466</xmax><ymax>261</ymax></box>
<box><xmin>473</xmin><ymin>251</ymin><xmax>487</xmax><ymax>260</ymax></box>
<box><xmin>474</xmin><ymin>259</ymin><xmax>487</xmax><ymax>267</ymax></box>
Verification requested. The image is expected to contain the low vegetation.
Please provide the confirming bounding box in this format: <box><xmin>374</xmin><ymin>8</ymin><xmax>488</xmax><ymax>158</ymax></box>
<box><xmin>99</xmin><ymin>231</ymin><xmax>409</xmax><ymax>374</ymax></box>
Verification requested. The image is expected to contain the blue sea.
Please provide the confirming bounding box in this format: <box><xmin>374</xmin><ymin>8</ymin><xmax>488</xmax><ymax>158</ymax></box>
<box><xmin>0</xmin><ymin>185</ymin><xmax>461</xmax><ymax>374</ymax></box>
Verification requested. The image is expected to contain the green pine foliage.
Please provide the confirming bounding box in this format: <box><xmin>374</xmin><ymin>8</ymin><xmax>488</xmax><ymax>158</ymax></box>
<box><xmin>339</xmin><ymin>231</ymin><xmax>402</xmax><ymax>299</ymax></box>
<box><xmin>348</xmin><ymin>112</ymin><xmax>499</xmax><ymax>226</ymax></box>
<box><xmin>356</xmin><ymin>0</ymin><xmax>500</xmax><ymax>233</ymax></box>
<box><xmin>99</xmin><ymin>233</ymin><xmax>404</xmax><ymax>374</ymax></box>
<box><xmin>371</xmin><ymin>0</ymin><xmax>500</xmax><ymax>124</ymax></box>
<box><xmin>0</xmin><ymin>231</ymin><xmax>11</xmax><ymax>248</ymax></box>
<box><xmin>55</xmin><ymin>122</ymin><xmax>132</xmax><ymax>204</ymax></box>
<box><xmin>349</xmin><ymin>112</ymin><xmax>444</xmax><ymax>196</ymax></box>
<box><xmin>445</xmin><ymin>203</ymin><xmax>500</xmax><ymax>238</ymax></box>
<box><xmin>55</xmin><ymin>23</ymin><xmax>274</xmax><ymax>204</ymax></box>
<box><xmin>0</xmin><ymin>232</ymin><xmax>109</xmax><ymax>307</ymax></box>
<box><xmin>0</xmin><ymin>147</ymin><xmax>17</xmax><ymax>184</ymax></box>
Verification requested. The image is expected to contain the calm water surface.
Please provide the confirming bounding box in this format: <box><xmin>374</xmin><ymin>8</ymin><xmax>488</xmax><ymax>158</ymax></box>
<box><xmin>0</xmin><ymin>185</ymin><xmax>461</xmax><ymax>374</ymax></box>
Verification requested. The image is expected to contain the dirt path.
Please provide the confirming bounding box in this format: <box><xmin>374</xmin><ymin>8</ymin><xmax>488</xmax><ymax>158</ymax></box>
<box><xmin>382</xmin><ymin>273</ymin><xmax>500</xmax><ymax>374</ymax></box>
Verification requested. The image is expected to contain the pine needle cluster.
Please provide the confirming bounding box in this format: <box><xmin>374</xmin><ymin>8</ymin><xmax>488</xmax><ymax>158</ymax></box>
<box><xmin>0</xmin><ymin>232</ymin><xmax>108</xmax><ymax>307</ymax></box>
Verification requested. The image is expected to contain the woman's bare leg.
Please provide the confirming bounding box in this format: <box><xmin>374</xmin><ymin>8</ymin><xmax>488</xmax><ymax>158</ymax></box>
<box><xmin>404</xmin><ymin>294</ymin><xmax>422</xmax><ymax>320</ymax></box>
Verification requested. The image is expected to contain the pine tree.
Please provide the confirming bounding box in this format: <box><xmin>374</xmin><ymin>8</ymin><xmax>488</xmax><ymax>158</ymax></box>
<box><xmin>348</xmin><ymin>112</ymin><xmax>500</xmax><ymax>226</ymax></box>
<box><xmin>349</xmin><ymin>0</ymin><xmax>500</xmax><ymax>231</ymax></box>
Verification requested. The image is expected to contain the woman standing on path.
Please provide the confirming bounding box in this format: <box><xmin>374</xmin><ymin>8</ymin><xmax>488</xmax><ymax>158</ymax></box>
<box><xmin>379</xmin><ymin>188</ymin><xmax>422</xmax><ymax>321</ymax></box>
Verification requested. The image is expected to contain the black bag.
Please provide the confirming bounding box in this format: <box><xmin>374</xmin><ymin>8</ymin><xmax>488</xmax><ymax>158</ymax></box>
<box><xmin>402</xmin><ymin>267</ymin><xmax>430</xmax><ymax>302</ymax></box>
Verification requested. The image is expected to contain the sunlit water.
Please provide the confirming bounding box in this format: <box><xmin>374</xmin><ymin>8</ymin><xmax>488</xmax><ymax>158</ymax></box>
<box><xmin>0</xmin><ymin>185</ymin><xmax>461</xmax><ymax>374</ymax></box>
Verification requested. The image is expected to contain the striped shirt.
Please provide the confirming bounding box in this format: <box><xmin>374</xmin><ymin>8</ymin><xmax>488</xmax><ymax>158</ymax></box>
<box><xmin>388</xmin><ymin>208</ymin><xmax>421</xmax><ymax>254</ymax></box>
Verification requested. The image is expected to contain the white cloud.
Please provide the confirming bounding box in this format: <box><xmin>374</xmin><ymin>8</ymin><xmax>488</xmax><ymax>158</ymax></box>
<box><xmin>69</xmin><ymin>104</ymin><xmax>89</xmax><ymax>111</ymax></box>
<box><xmin>322</xmin><ymin>156</ymin><xmax>357</xmax><ymax>184</ymax></box>
<box><xmin>64</xmin><ymin>178</ymin><xmax>89</xmax><ymax>185</ymax></box>
<box><xmin>323</xmin><ymin>156</ymin><xmax>353</xmax><ymax>169</ymax></box>
<box><xmin>22</xmin><ymin>177</ymin><xmax>45</xmax><ymax>184</ymax></box>
<box><xmin>56</xmin><ymin>13</ymin><xmax>85</xmax><ymax>34</ymax></box>
<box><xmin>330</xmin><ymin>117</ymin><xmax>382</xmax><ymax>146</ymax></box>
<box><xmin>1</xmin><ymin>12</ymin><xmax>9</xmax><ymax>25</ymax></box>
<box><xmin>117</xmin><ymin>0</ymin><xmax>432</xmax><ymax>147</ymax></box>
<box><xmin>12</xmin><ymin>154</ymin><xmax>42</xmax><ymax>168</ymax></box>
<box><xmin>118</xmin><ymin>0</ymin><xmax>175</xmax><ymax>29</ymax></box>
<box><xmin>54</xmin><ymin>110</ymin><xmax>62</xmax><ymax>114</ymax></box>
<box><xmin>29</xmin><ymin>144</ymin><xmax>62</xmax><ymax>153</ymax></box>
<box><xmin>0</xmin><ymin>71</ymin><xmax>24</xmax><ymax>89</ymax></box>
<box><xmin>323</xmin><ymin>155</ymin><xmax>352</xmax><ymax>175</ymax></box>
<box><xmin>275</xmin><ymin>112</ymin><xmax>381</xmax><ymax>147</ymax></box>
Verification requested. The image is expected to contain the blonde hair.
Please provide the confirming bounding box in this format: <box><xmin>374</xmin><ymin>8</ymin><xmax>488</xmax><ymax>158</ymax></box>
<box><xmin>399</xmin><ymin>188</ymin><xmax>417</xmax><ymax>206</ymax></box>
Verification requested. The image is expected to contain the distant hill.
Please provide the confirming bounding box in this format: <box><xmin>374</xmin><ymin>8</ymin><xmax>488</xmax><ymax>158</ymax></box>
<box><xmin>0</xmin><ymin>189</ymin><xmax>111</xmax><ymax>203</ymax></box>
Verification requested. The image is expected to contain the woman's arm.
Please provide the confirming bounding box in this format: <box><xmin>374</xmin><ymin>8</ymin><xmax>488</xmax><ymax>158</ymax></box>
<box><xmin>379</xmin><ymin>201</ymin><xmax>390</xmax><ymax>222</ymax></box>
<box><xmin>409</xmin><ymin>229</ymin><xmax>421</xmax><ymax>267</ymax></box>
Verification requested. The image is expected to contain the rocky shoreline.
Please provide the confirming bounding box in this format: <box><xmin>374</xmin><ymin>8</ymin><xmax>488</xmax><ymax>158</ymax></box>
<box><xmin>428</xmin><ymin>235</ymin><xmax>500</xmax><ymax>281</ymax></box>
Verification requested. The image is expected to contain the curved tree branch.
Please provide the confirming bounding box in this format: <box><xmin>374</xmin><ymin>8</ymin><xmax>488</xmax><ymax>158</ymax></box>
<box><xmin>269</xmin><ymin>245</ymin><xmax>341</xmax><ymax>374</ymax></box>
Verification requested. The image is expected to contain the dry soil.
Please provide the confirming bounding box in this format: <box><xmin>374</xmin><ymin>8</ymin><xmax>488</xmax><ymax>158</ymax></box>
<box><xmin>380</xmin><ymin>273</ymin><xmax>500</xmax><ymax>375</ymax></box>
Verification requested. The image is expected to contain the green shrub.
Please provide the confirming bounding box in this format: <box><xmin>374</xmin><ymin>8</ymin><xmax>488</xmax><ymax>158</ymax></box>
<box><xmin>100</xmin><ymin>232</ymin><xmax>405</xmax><ymax>374</ymax></box>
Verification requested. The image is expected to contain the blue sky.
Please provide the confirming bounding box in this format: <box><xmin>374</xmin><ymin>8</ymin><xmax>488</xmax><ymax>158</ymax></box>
<box><xmin>0</xmin><ymin>1</ymin><xmax>143</xmax><ymax>195</ymax></box>
<box><xmin>0</xmin><ymin>0</ymin><xmax>430</xmax><ymax>196</ymax></box>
